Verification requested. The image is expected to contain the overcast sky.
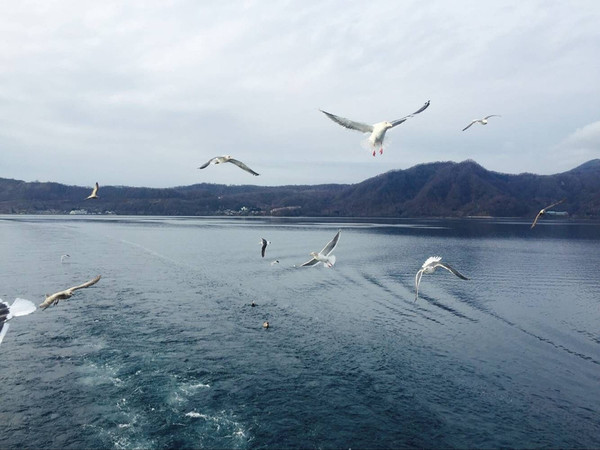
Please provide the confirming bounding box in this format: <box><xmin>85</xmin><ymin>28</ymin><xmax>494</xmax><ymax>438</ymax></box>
<box><xmin>1</xmin><ymin>0</ymin><xmax>599</xmax><ymax>188</ymax></box>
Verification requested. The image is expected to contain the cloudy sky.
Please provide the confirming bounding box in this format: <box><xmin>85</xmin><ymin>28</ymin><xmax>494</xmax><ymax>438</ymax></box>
<box><xmin>1</xmin><ymin>0</ymin><xmax>599</xmax><ymax>188</ymax></box>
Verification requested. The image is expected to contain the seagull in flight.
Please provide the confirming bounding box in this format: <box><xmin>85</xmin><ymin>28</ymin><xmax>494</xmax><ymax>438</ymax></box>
<box><xmin>260</xmin><ymin>238</ymin><xmax>271</xmax><ymax>258</ymax></box>
<box><xmin>0</xmin><ymin>298</ymin><xmax>36</xmax><ymax>347</ymax></box>
<box><xmin>300</xmin><ymin>230</ymin><xmax>341</xmax><ymax>268</ymax></box>
<box><xmin>39</xmin><ymin>275</ymin><xmax>101</xmax><ymax>310</ymax></box>
<box><xmin>198</xmin><ymin>156</ymin><xmax>259</xmax><ymax>176</ymax></box>
<box><xmin>462</xmin><ymin>115</ymin><xmax>501</xmax><ymax>131</ymax></box>
<box><xmin>415</xmin><ymin>256</ymin><xmax>468</xmax><ymax>301</ymax></box>
<box><xmin>61</xmin><ymin>254</ymin><xmax>71</xmax><ymax>263</ymax></box>
<box><xmin>530</xmin><ymin>199</ymin><xmax>566</xmax><ymax>229</ymax></box>
<box><xmin>86</xmin><ymin>182</ymin><xmax>99</xmax><ymax>199</ymax></box>
<box><xmin>320</xmin><ymin>100</ymin><xmax>430</xmax><ymax>156</ymax></box>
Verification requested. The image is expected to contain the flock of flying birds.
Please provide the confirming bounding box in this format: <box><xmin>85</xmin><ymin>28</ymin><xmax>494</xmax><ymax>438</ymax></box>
<box><xmin>0</xmin><ymin>102</ymin><xmax>570</xmax><ymax>342</ymax></box>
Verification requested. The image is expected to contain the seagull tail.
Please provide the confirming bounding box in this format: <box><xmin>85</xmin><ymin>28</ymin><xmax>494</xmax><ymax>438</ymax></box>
<box><xmin>9</xmin><ymin>298</ymin><xmax>36</xmax><ymax>317</ymax></box>
<box><xmin>326</xmin><ymin>255</ymin><xmax>336</xmax><ymax>267</ymax></box>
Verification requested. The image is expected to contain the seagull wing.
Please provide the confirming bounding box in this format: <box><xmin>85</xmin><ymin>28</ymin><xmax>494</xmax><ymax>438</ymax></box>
<box><xmin>228</xmin><ymin>158</ymin><xmax>260</xmax><ymax>176</ymax></box>
<box><xmin>415</xmin><ymin>269</ymin><xmax>424</xmax><ymax>301</ymax></box>
<box><xmin>261</xmin><ymin>239</ymin><xmax>267</xmax><ymax>258</ymax></box>
<box><xmin>320</xmin><ymin>230</ymin><xmax>341</xmax><ymax>256</ymax></box>
<box><xmin>300</xmin><ymin>257</ymin><xmax>321</xmax><ymax>267</ymax></box>
<box><xmin>530</xmin><ymin>210</ymin><xmax>544</xmax><ymax>229</ymax></box>
<box><xmin>544</xmin><ymin>198</ymin><xmax>566</xmax><ymax>211</ymax></box>
<box><xmin>9</xmin><ymin>298</ymin><xmax>36</xmax><ymax>317</ymax></box>
<box><xmin>436</xmin><ymin>262</ymin><xmax>469</xmax><ymax>280</ymax></box>
<box><xmin>462</xmin><ymin>121</ymin><xmax>476</xmax><ymax>131</ymax></box>
<box><xmin>484</xmin><ymin>115</ymin><xmax>501</xmax><ymax>120</ymax></box>
<box><xmin>198</xmin><ymin>157</ymin><xmax>218</xmax><ymax>169</ymax></box>
<box><xmin>320</xmin><ymin>110</ymin><xmax>373</xmax><ymax>133</ymax></box>
<box><xmin>0</xmin><ymin>322</ymin><xmax>9</xmax><ymax>346</ymax></box>
<box><xmin>68</xmin><ymin>275</ymin><xmax>102</xmax><ymax>292</ymax></box>
<box><xmin>390</xmin><ymin>100</ymin><xmax>431</xmax><ymax>127</ymax></box>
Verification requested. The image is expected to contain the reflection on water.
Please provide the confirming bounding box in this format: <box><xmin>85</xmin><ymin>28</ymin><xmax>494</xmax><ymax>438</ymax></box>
<box><xmin>0</xmin><ymin>215</ymin><xmax>599</xmax><ymax>449</ymax></box>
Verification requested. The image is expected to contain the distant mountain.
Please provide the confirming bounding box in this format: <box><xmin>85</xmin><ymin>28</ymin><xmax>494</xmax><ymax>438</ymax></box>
<box><xmin>1</xmin><ymin>160</ymin><xmax>599</xmax><ymax>217</ymax></box>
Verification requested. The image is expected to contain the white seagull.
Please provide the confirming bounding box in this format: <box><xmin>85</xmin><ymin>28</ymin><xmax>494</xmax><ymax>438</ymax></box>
<box><xmin>86</xmin><ymin>182</ymin><xmax>99</xmax><ymax>199</ymax></box>
<box><xmin>198</xmin><ymin>156</ymin><xmax>259</xmax><ymax>176</ymax></box>
<box><xmin>61</xmin><ymin>254</ymin><xmax>70</xmax><ymax>263</ymax></box>
<box><xmin>530</xmin><ymin>199</ymin><xmax>566</xmax><ymax>229</ymax></box>
<box><xmin>300</xmin><ymin>230</ymin><xmax>341</xmax><ymax>268</ymax></box>
<box><xmin>415</xmin><ymin>256</ymin><xmax>469</xmax><ymax>301</ymax></box>
<box><xmin>39</xmin><ymin>275</ymin><xmax>101</xmax><ymax>310</ymax></box>
<box><xmin>260</xmin><ymin>238</ymin><xmax>271</xmax><ymax>258</ymax></box>
<box><xmin>0</xmin><ymin>298</ymin><xmax>36</xmax><ymax>347</ymax></box>
<box><xmin>320</xmin><ymin>100</ymin><xmax>430</xmax><ymax>156</ymax></box>
<box><xmin>462</xmin><ymin>115</ymin><xmax>501</xmax><ymax>131</ymax></box>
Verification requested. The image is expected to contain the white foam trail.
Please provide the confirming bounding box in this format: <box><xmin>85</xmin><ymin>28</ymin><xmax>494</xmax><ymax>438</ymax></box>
<box><xmin>186</xmin><ymin>411</ymin><xmax>209</xmax><ymax>419</ymax></box>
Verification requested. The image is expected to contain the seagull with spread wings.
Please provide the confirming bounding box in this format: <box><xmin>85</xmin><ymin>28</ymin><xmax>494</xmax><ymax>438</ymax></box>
<box><xmin>198</xmin><ymin>156</ymin><xmax>259</xmax><ymax>176</ymax></box>
<box><xmin>462</xmin><ymin>115</ymin><xmax>501</xmax><ymax>131</ymax></box>
<box><xmin>415</xmin><ymin>256</ymin><xmax>469</xmax><ymax>301</ymax></box>
<box><xmin>530</xmin><ymin>199</ymin><xmax>567</xmax><ymax>229</ymax></box>
<box><xmin>300</xmin><ymin>230</ymin><xmax>341</xmax><ymax>268</ymax></box>
<box><xmin>39</xmin><ymin>275</ymin><xmax>101</xmax><ymax>310</ymax></box>
<box><xmin>86</xmin><ymin>182</ymin><xmax>99</xmax><ymax>199</ymax></box>
<box><xmin>320</xmin><ymin>100</ymin><xmax>430</xmax><ymax>156</ymax></box>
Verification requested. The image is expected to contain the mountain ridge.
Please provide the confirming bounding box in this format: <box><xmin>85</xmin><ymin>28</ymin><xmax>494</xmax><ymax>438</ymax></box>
<box><xmin>1</xmin><ymin>159</ymin><xmax>599</xmax><ymax>217</ymax></box>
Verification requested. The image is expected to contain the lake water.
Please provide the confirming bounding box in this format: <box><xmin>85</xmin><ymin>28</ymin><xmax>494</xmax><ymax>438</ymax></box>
<box><xmin>0</xmin><ymin>216</ymin><xmax>599</xmax><ymax>449</ymax></box>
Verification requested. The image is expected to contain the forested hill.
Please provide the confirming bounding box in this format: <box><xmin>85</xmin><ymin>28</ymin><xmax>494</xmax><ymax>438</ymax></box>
<box><xmin>1</xmin><ymin>159</ymin><xmax>599</xmax><ymax>218</ymax></box>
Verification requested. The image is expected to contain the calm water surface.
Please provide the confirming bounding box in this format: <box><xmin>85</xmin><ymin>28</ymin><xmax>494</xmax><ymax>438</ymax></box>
<box><xmin>0</xmin><ymin>216</ymin><xmax>599</xmax><ymax>449</ymax></box>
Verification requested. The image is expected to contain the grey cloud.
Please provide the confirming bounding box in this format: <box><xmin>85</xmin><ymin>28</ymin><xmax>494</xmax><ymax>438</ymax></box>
<box><xmin>0</xmin><ymin>0</ymin><xmax>599</xmax><ymax>188</ymax></box>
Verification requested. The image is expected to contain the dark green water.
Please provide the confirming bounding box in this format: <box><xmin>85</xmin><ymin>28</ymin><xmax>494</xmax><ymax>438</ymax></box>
<box><xmin>1</xmin><ymin>216</ymin><xmax>599</xmax><ymax>448</ymax></box>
